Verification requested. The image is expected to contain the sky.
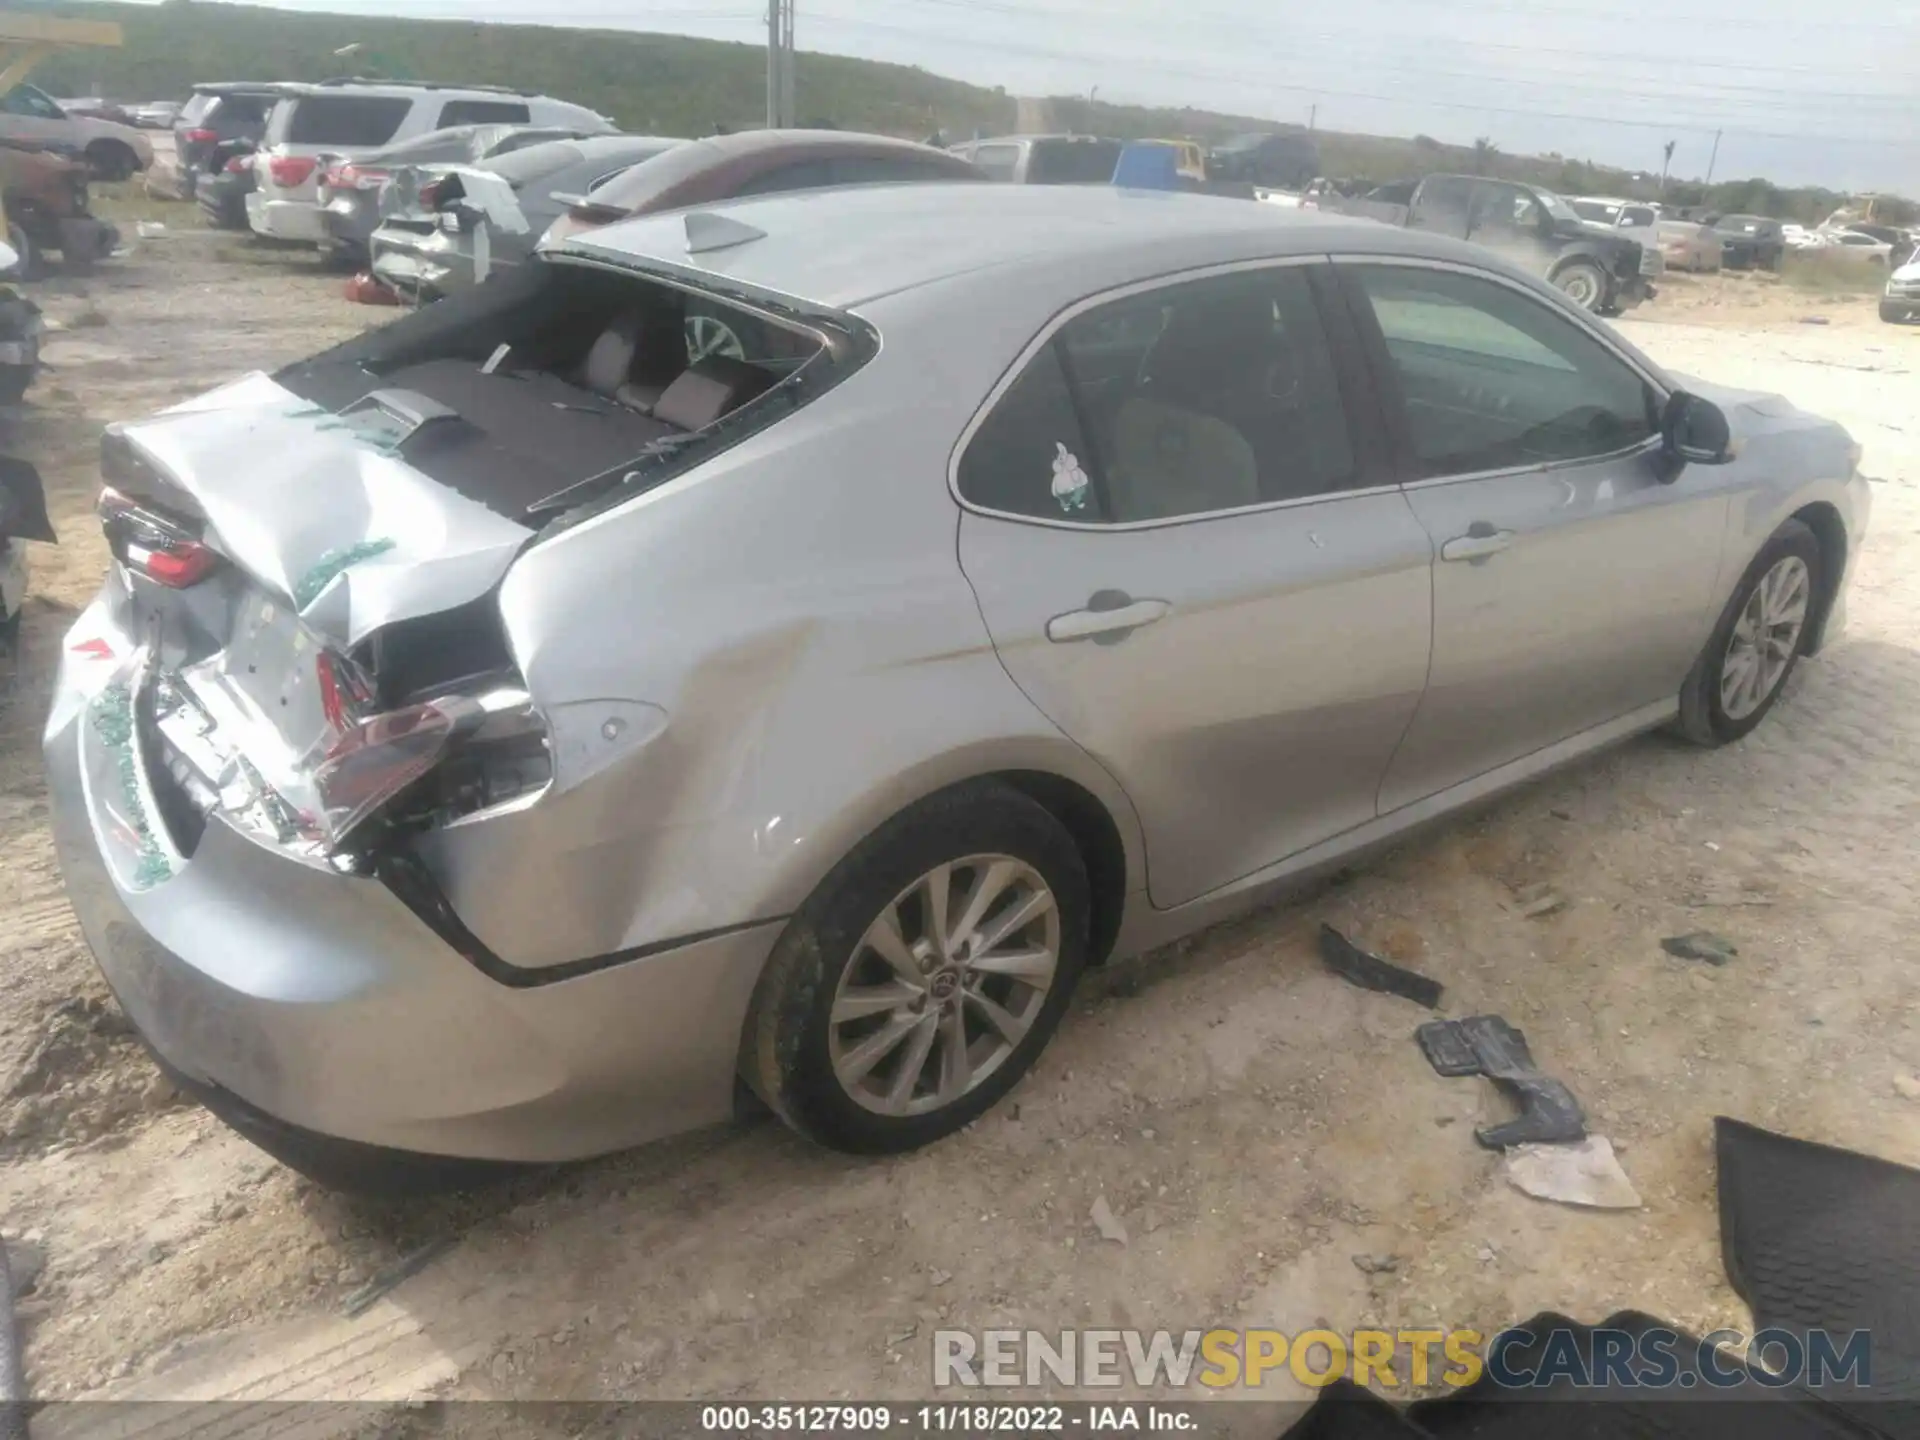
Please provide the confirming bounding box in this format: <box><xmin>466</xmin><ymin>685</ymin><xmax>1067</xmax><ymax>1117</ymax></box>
<box><xmin>219</xmin><ymin>0</ymin><xmax>1920</xmax><ymax>193</ymax></box>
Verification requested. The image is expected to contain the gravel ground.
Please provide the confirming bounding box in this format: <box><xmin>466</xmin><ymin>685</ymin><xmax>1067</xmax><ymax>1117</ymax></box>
<box><xmin>1</xmin><ymin>220</ymin><xmax>1916</xmax><ymax>1430</ymax></box>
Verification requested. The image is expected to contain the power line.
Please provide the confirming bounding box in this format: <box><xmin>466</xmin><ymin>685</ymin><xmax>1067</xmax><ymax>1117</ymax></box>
<box><xmin>801</xmin><ymin>10</ymin><xmax>1920</xmax><ymax>147</ymax></box>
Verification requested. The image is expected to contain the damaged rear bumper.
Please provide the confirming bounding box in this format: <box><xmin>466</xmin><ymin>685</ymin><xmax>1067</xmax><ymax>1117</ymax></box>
<box><xmin>44</xmin><ymin>595</ymin><xmax>778</xmax><ymax>1175</ymax></box>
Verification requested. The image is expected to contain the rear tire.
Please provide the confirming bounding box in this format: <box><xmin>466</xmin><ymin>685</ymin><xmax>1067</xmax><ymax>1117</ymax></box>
<box><xmin>746</xmin><ymin>781</ymin><xmax>1090</xmax><ymax>1155</ymax></box>
<box><xmin>1677</xmin><ymin>519</ymin><xmax>1822</xmax><ymax>747</ymax></box>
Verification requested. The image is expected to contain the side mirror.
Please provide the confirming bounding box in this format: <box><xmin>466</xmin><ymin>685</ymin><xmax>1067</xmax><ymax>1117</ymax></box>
<box><xmin>1662</xmin><ymin>391</ymin><xmax>1733</xmax><ymax>467</ymax></box>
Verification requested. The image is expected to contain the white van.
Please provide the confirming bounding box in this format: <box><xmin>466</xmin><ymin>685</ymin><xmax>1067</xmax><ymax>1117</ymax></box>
<box><xmin>247</xmin><ymin>80</ymin><xmax>614</xmax><ymax>244</ymax></box>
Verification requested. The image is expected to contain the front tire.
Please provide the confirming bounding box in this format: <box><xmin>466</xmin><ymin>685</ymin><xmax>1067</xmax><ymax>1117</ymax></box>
<box><xmin>746</xmin><ymin>781</ymin><xmax>1090</xmax><ymax>1155</ymax></box>
<box><xmin>1678</xmin><ymin>519</ymin><xmax>1822</xmax><ymax>746</ymax></box>
<box><xmin>1553</xmin><ymin>259</ymin><xmax>1607</xmax><ymax>312</ymax></box>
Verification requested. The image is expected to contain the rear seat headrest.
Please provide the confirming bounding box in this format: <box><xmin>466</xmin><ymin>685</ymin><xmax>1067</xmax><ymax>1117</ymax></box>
<box><xmin>652</xmin><ymin>356</ymin><xmax>774</xmax><ymax>433</ymax></box>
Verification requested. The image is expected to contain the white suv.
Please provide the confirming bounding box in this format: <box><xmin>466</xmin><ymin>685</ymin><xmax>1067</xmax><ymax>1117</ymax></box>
<box><xmin>247</xmin><ymin>80</ymin><xmax>614</xmax><ymax>244</ymax></box>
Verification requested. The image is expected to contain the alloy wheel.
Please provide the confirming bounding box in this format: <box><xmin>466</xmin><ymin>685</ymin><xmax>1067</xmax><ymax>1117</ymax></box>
<box><xmin>828</xmin><ymin>855</ymin><xmax>1061</xmax><ymax>1117</ymax></box>
<box><xmin>1720</xmin><ymin>555</ymin><xmax>1810</xmax><ymax>721</ymax></box>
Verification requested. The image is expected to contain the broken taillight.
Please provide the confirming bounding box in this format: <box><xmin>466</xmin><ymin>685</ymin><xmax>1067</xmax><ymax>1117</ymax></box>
<box><xmin>332</xmin><ymin>164</ymin><xmax>389</xmax><ymax>192</ymax></box>
<box><xmin>269</xmin><ymin>155</ymin><xmax>318</xmax><ymax>188</ymax></box>
<box><xmin>309</xmin><ymin>689</ymin><xmax>541</xmax><ymax>846</ymax></box>
<box><xmin>97</xmin><ymin>487</ymin><xmax>223</xmax><ymax>589</ymax></box>
<box><xmin>417</xmin><ymin>179</ymin><xmax>445</xmax><ymax>210</ymax></box>
<box><xmin>315</xmin><ymin>649</ymin><xmax>373</xmax><ymax>731</ymax></box>
<box><xmin>312</xmin><ymin>700</ymin><xmax>462</xmax><ymax>844</ymax></box>
<box><xmin>182</xmin><ymin>127</ymin><xmax>218</xmax><ymax>144</ymax></box>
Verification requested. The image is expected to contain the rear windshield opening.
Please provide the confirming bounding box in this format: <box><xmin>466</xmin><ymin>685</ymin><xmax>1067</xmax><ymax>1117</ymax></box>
<box><xmin>274</xmin><ymin>259</ymin><xmax>849</xmax><ymax>525</ymax></box>
<box><xmin>275</xmin><ymin>95</ymin><xmax>411</xmax><ymax>148</ymax></box>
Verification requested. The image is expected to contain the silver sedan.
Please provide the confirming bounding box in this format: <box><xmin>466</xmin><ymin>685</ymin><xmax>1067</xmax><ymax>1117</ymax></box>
<box><xmin>47</xmin><ymin>186</ymin><xmax>1868</xmax><ymax>1190</ymax></box>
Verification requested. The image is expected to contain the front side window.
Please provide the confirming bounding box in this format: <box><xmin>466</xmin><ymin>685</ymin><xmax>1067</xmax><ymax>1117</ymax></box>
<box><xmin>1351</xmin><ymin>264</ymin><xmax>1659</xmax><ymax>478</ymax></box>
<box><xmin>5</xmin><ymin>85</ymin><xmax>65</xmax><ymax>120</ymax></box>
<box><xmin>958</xmin><ymin>266</ymin><xmax>1357</xmax><ymax>523</ymax></box>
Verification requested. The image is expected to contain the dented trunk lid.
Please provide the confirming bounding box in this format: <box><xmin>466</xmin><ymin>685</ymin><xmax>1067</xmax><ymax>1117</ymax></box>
<box><xmin>119</xmin><ymin>372</ymin><xmax>532</xmax><ymax>650</ymax></box>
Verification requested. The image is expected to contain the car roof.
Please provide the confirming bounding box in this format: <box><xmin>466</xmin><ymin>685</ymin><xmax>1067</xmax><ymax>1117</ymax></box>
<box><xmin>559</xmin><ymin>181</ymin><xmax>1476</xmax><ymax>312</ymax></box>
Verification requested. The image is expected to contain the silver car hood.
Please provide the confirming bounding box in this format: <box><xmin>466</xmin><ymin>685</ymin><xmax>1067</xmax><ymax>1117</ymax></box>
<box><xmin>124</xmin><ymin>372</ymin><xmax>532</xmax><ymax>647</ymax></box>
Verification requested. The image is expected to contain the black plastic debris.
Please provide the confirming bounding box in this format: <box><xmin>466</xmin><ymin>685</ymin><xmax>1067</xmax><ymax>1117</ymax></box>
<box><xmin>1663</xmin><ymin>932</ymin><xmax>1739</xmax><ymax>966</ymax></box>
<box><xmin>1318</xmin><ymin>925</ymin><xmax>1444</xmax><ymax>1009</ymax></box>
<box><xmin>1415</xmin><ymin>1015</ymin><xmax>1587</xmax><ymax>1149</ymax></box>
<box><xmin>1717</xmin><ymin>1117</ymin><xmax>1920</xmax><ymax>1402</ymax></box>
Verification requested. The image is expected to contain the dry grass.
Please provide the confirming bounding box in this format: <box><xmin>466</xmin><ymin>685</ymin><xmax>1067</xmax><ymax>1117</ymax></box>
<box><xmin>1779</xmin><ymin>249</ymin><xmax>1891</xmax><ymax>296</ymax></box>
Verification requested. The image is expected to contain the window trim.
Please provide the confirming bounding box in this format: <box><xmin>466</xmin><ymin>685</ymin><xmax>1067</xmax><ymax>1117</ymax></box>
<box><xmin>946</xmin><ymin>254</ymin><xmax>1401</xmax><ymax>534</ymax></box>
<box><xmin>1331</xmin><ymin>253</ymin><xmax>1673</xmax><ymax>493</ymax></box>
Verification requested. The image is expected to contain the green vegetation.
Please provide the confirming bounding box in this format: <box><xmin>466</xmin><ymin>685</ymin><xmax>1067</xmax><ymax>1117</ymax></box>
<box><xmin>27</xmin><ymin>0</ymin><xmax>1911</xmax><ymax>223</ymax></box>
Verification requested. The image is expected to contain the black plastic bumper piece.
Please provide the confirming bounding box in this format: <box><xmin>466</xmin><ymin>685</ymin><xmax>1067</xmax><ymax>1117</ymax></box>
<box><xmin>149</xmin><ymin>1047</ymin><xmax>537</xmax><ymax>1196</ymax></box>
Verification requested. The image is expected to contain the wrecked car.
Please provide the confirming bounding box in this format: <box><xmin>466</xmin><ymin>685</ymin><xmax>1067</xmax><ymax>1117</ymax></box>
<box><xmin>0</xmin><ymin>140</ymin><xmax>117</xmax><ymax>277</ymax></box>
<box><xmin>366</xmin><ymin>133</ymin><xmax>685</xmax><ymax>301</ymax></box>
<box><xmin>1</xmin><ymin>445</ymin><xmax>52</xmax><ymax>642</ymax></box>
<box><xmin>1884</xmin><ymin>249</ymin><xmax>1920</xmax><ymax>324</ymax></box>
<box><xmin>47</xmin><ymin>185</ymin><xmax>1867</xmax><ymax>1191</ymax></box>
<box><xmin>319</xmin><ymin>123</ymin><xmax>611</xmax><ymax>262</ymax></box>
<box><xmin>1322</xmin><ymin>173</ymin><xmax>1661</xmax><ymax>313</ymax></box>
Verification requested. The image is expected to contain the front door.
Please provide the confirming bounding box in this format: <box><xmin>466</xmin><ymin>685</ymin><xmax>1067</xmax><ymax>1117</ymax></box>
<box><xmin>1338</xmin><ymin>259</ymin><xmax>1729</xmax><ymax>812</ymax></box>
<box><xmin>956</xmin><ymin>261</ymin><xmax>1433</xmax><ymax>909</ymax></box>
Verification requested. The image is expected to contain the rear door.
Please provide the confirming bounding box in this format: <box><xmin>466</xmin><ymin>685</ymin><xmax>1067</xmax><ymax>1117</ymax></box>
<box><xmin>956</xmin><ymin>261</ymin><xmax>1433</xmax><ymax>909</ymax></box>
<box><xmin>1337</xmin><ymin>258</ymin><xmax>1728</xmax><ymax>812</ymax></box>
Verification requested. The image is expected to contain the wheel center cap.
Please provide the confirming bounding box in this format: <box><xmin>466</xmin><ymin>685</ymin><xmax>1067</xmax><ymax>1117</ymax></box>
<box><xmin>929</xmin><ymin>969</ymin><xmax>960</xmax><ymax>1001</ymax></box>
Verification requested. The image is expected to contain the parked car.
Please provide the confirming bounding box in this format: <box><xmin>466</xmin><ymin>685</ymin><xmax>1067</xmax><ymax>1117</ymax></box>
<box><xmin>319</xmin><ymin>124</ymin><xmax>609</xmax><ymax>260</ymax></box>
<box><xmin>1654</xmin><ymin>219</ymin><xmax>1723</xmax><ymax>273</ymax></box>
<box><xmin>1146</xmin><ymin>138</ymin><xmax>1207</xmax><ymax>183</ymax></box>
<box><xmin>368</xmin><ymin>134</ymin><xmax>685</xmax><ymax>299</ymax></box>
<box><xmin>1570</xmin><ymin>196</ymin><xmax>1661</xmax><ymax>234</ymax></box>
<box><xmin>947</xmin><ymin>133</ymin><xmax>1123</xmax><ymax>185</ymax></box>
<box><xmin>247</xmin><ymin>80</ymin><xmax>614</xmax><ymax>245</ymax></box>
<box><xmin>1826</xmin><ymin>229</ymin><xmax>1894</xmax><ymax>265</ymax></box>
<box><xmin>1711</xmin><ymin>215</ymin><xmax>1784</xmax><ymax>270</ymax></box>
<box><xmin>541</xmin><ymin>129</ymin><xmax>986</xmax><ymax>247</ymax></box>
<box><xmin>1205</xmin><ymin>129</ymin><xmax>1320</xmax><ymax>190</ymax></box>
<box><xmin>57</xmin><ymin>97</ymin><xmax>141</xmax><ymax>129</ymax></box>
<box><xmin>376</xmin><ymin>129</ymin><xmax>981</xmax><ymax>302</ymax></box>
<box><xmin>0</xmin><ymin>83</ymin><xmax>152</xmax><ymax>181</ymax></box>
<box><xmin>46</xmin><ymin>185</ymin><xmax>1868</xmax><ymax>1190</ymax></box>
<box><xmin>0</xmin><ymin>440</ymin><xmax>50</xmax><ymax>645</ymax></box>
<box><xmin>175</xmin><ymin>84</ymin><xmax>285</xmax><ymax>198</ymax></box>
<box><xmin>0</xmin><ymin>141</ymin><xmax>117</xmax><ymax>275</ymax></box>
<box><xmin>130</xmin><ymin>101</ymin><xmax>182</xmax><ymax>130</ymax></box>
<box><xmin>196</xmin><ymin>140</ymin><xmax>259</xmax><ymax>230</ymax></box>
<box><xmin>0</xmin><ymin>237</ymin><xmax>40</xmax><ymax>403</ymax></box>
<box><xmin>1883</xmin><ymin>249</ymin><xmax>1920</xmax><ymax>323</ymax></box>
<box><xmin>1781</xmin><ymin>222</ymin><xmax>1823</xmax><ymax>251</ymax></box>
<box><xmin>1320</xmin><ymin>173</ymin><xmax>1660</xmax><ymax>312</ymax></box>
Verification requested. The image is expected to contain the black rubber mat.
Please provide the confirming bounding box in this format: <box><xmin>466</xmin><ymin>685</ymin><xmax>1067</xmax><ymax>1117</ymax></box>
<box><xmin>1718</xmin><ymin>1117</ymin><xmax>1920</xmax><ymax>1402</ymax></box>
<box><xmin>1281</xmin><ymin>1312</ymin><xmax>1889</xmax><ymax>1439</ymax></box>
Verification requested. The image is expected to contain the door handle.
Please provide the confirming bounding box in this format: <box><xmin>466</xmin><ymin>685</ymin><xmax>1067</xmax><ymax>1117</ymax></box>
<box><xmin>1440</xmin><ymin>524</ymin><xmax>1516</xmax><ymax>563</ymax></box>
<box><xmin>1046</xmin><ymin>594</ymin><xmax>1171</xmax><ymax>643</ymax></box>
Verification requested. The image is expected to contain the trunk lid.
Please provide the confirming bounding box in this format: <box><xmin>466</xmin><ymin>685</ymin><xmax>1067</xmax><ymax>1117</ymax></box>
<box><xmin>117</xmin><ymin>371</ymin><xmax>532</xmax><ymax>650</ymax></box>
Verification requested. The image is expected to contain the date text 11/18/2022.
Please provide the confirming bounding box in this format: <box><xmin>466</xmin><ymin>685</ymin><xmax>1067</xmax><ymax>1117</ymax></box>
<box><xmin>699</xmin><ymin>1404</ymin><xmax>1198</xmax><ymax>1432</ymax></box>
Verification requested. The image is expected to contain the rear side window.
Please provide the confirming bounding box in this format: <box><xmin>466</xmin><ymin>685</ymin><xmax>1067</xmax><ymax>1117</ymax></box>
<box><xmin>439</xmin><ymin>99</ymin><xmax>531</xmax><ymax>127</ymax></box>
<box><xmin>730</xmin><ymin>160</ymin><xmax>837</xmax><ymax>197</ymax></box>
<box><xmin>1027</xmin><ymin>140</ymin><xmax>1121</xmax><ymax>185</ymax></box>
<box><xmin>482</xmin><ymin>141</ymin><xmax>587</xmax><ymax>187</ymax></box>
<box><xmin>826</xmin><ymin>153</ymin><xmax>971</xmax><ymax>186</ymax></box>
<box><xmin>960</xmin><ymin>266</ymin><xmax>1358</xmax><ymax>523</ymax></box>
<box><xmin>179</xmin><ymin>94</ymin><xmax>213</xmax><ymax>125</ymax></box>
<box><xmin>280</xmin><ymin>95</ymin><xmax>411</xmax><ymax>147</ymax></box>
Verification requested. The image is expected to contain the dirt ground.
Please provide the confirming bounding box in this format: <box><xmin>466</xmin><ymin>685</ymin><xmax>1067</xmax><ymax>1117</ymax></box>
<box><xmin>1</xmin><ymin>212</ymin><xmax>1917</xmax><ymax>1428</ymax></box>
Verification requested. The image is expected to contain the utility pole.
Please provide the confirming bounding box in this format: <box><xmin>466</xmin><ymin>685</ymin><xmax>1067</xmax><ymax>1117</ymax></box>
<box><xmin>1660</xmin><ymin>138</ymin><xmax>1675</xmax><ymax>195</ymax></box>
<box><xmin>1705</xmin><ymin>129</ymin><xmax>1722</xmax><ymax>185</ymax></box>
<box><xmin>765</xmin><ymin>0</ymin><xmax>794</xmax><ymax>128</ymax></box>
<box><xmin>1307</xmin><ymin>102</ymin><xmax>1316</xmax><ymax>132</ymax></box>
